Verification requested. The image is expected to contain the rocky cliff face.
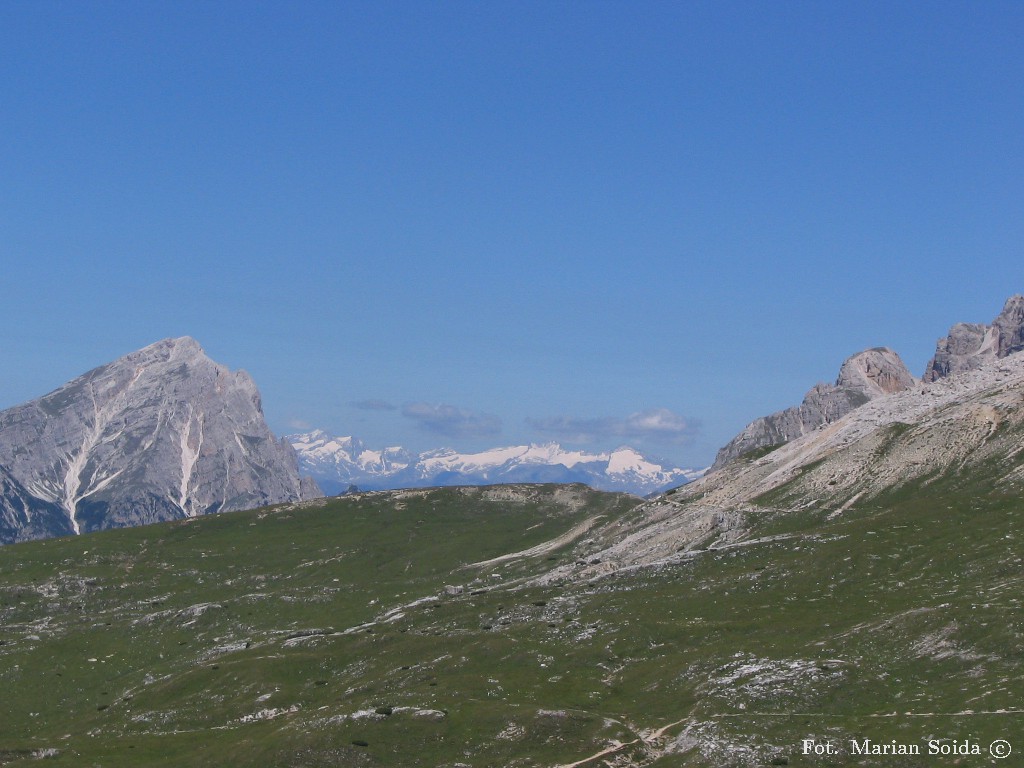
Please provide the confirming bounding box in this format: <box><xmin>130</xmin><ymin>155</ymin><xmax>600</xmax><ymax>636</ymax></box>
<box><xmin>923</xmin><ymin>294</ymin><xmax>1024</xmax><ymax>382</ymax></box>
<box><xmin>0</xmin><ymin>337</ymin><xmax>321</xmax><ymax>543</ymax></box>
<box><xmin>711</xmin><ymin>347</ymin><xmax>915</xmax><ymax>470</ymax></box>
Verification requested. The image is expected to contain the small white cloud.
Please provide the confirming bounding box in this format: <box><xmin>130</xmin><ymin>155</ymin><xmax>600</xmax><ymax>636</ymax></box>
<box><xmin>624</xmin><ymin>408</ymin><xmax>693</xmax><ymax>436</ymax></box>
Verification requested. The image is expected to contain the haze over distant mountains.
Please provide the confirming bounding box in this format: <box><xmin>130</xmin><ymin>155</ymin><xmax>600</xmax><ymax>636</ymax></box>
<box><xmin>288</xmin><ymin>430</ymin><xmax>704</xmax><ymax>497</ymax></box>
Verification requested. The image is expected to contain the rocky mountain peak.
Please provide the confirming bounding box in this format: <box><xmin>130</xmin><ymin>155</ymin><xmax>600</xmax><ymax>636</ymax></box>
<box><xmin>118</xmin><ymin>336</ymin><xmax>208</xmax><ymax>369</ymax></box>
<box><xmin>711</xmin><ymin>347</ymin><xmax>915</xmax><ymax>471</ymax></box>
<box><xmin>714</xmin><ymin>295</ymin><xmax>1024</xmax><ymax>472</ymax></box>
<box><xmin>835</xmin><ymin>347</ymin><xmax>916</xmax><ymax>397</ymax></box>
<box><xmin>923</xmin><ymin>295</ymin><xmax>1024</xmax><ymax>382</ymax></box>
<box><xmin>156</xmin><ymin>334</ymin><xmax>204</xmax><ymax>355</ymax></box>
<box><xmin>994</xmin><ymin>294</ymin><xmax>1024</xmax><ymax>357</ymax></box>
<box><xmin>0</xmin><ymin>338</ymin><xmax>321</xmax><ymax>544</ymax></box>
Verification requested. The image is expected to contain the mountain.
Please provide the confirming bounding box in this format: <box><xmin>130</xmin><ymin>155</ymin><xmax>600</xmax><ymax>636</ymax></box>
<box><xmin>288</xmin><ymin>430</ymin><xmax>704</xmax><ymax>496</ymax></box>
<box><xmin>0</xmin><ymin>337</ymin><xmax>321</xmax><ymax>543</ymax></box>
<box><xmin>711</xmin><ymin>346</ymin><xmax>916</xmax><ymax>469</ymax></box>
<box><xmin>288</xmin><ymin>432</ymin><xmax>416</xmax><ymax>491</ymax></box>
<box><xmin>711</xmin><ymin>295</ymin><xmax>1024</xmax><ymax>475</ymax></box>
<box><xmin>923</xmin><ymin>293</ymin><xmax>1024</xmax><ymax>381</ymax></box>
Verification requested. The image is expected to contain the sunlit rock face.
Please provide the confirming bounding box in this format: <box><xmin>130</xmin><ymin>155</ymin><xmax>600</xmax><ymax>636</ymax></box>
<box><xmin>0</xmin><ymin>337</ymin><xmax>320</xmax><ymax>543</ymax></box>
<box><xmin>712</xmin><ymin>347</ymin><xmax>915</xmax><ymax>471</ymax></box>
<box><xmin>924</xmin><ymin>295</ymin><xmax>1024</xmax><ymax>383</ymax></box>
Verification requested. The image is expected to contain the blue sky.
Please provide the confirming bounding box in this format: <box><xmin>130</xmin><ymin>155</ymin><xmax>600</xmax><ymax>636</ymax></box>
<box><xmin>2</xmin><ymin>1</ymin><xmax>1024</xmax><ymax>466</ymax></box>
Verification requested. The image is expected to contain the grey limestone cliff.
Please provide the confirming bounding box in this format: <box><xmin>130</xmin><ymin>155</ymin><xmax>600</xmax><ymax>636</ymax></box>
<box><xmin>711</xmin><ymin>347</ymin><xmax>915</xmax><ymax>470</ymax></box>
<box><xmin>923</xmin><ymin>295</ymin><xmax>1024</xmax><ymax>382</ymax></box>
<box><xmin>0</xmin><ymin>337</ymin><xmax>321</xmax><ymax>543</ymax></box>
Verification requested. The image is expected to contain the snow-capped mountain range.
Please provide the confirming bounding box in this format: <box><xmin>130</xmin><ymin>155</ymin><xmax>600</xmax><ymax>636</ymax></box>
<box><xmin>288</xmin><ymin>430</ymin><xmax>705</xmax><ymax>497</ymax></box>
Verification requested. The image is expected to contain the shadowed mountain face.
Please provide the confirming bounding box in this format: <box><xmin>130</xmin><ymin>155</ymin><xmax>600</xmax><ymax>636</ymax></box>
<box><xmin>711</xmin><ymin>347</ymin><xmax>916</xmax><ymax>470</ymax></box>
<box><xmin>0</xmin><ymin>337</ymin><xmax>320</xmax><ymax>543</ymax></box>
<box><xmin>0</xmin><ymin>464</ymin><xmax>69</xmax><ymax>542</ymax></box>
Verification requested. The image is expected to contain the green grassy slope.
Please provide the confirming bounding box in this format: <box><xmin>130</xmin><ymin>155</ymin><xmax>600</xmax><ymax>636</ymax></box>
<box><xmin>0</xmin><ymin>485</ymin><xmax>639</xmax><ymax>767</ymax></box>
<box><xmin>2</xmin><ymin>475</ymin><xmax>1022</xmax><ymax>767</ymax></box>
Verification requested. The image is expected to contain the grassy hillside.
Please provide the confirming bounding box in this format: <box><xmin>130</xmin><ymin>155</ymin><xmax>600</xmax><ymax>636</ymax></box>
<box><xmin>2</xmin><ymin>477</ymin><xmax>1022</xmax><ymax>766</ymax></box>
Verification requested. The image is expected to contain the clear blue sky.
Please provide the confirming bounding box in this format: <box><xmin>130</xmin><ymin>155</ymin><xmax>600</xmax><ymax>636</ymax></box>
<box><xmin>2</xmin><ymin>1</ymin><xmax>1023</xmax><ymax>466</ymax></box>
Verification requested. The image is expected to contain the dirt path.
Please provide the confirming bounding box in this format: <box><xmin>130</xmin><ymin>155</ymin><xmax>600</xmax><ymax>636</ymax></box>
<box><xmin>552</xmin><ymin>713</ymin><xmax>693</xmax><ymax>768</ymax></box>
<box><xmin>463</xmin><ymin>515</ymin><xmax>604</xmax><ymax>569</ymax></box>
<box><xmin>554</xmin><ymin>738</ymin><xmax>640</xmax><ymax>768</ymax></box>
<box><xmin>645</xmin><ymin>715</ymin><xmax>690</xmax><ymax>741</ymax></box>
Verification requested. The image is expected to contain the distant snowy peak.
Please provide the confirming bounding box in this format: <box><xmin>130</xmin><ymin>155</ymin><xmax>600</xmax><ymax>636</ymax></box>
<box><xmin>606</xmin><ymin>446</ymin><xmax>685</xmax><ymax>478</ymax></box>
<box><xmin>288</xmin><ymin>430</ymin><xmax>413</xmax><ymax>475</ymax></box>
<box><xmin>418</xmin><ymin>443</ymin><xmax>609</xmax><ymax>474</ymax></box>
<box><xmin>287</xmin><ymin>432</ymin><xmax>705</xmax><ymax>496</ymax></box>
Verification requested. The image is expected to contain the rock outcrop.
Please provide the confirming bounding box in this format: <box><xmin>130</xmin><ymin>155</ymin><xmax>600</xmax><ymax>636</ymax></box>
<box><xmin>711</xmin><ymin>347</ymin><xmax>915</xmax><ymax>470</ymax></box>
<box><xmin>924</xmin><ymin>294</ymin><xmax>1024</xmax><ymax>382</ymax></box>
<box><xmin>0</xmin><ymin>337</ymin><xmax>321</xmax><ymax>543</ymax></box>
